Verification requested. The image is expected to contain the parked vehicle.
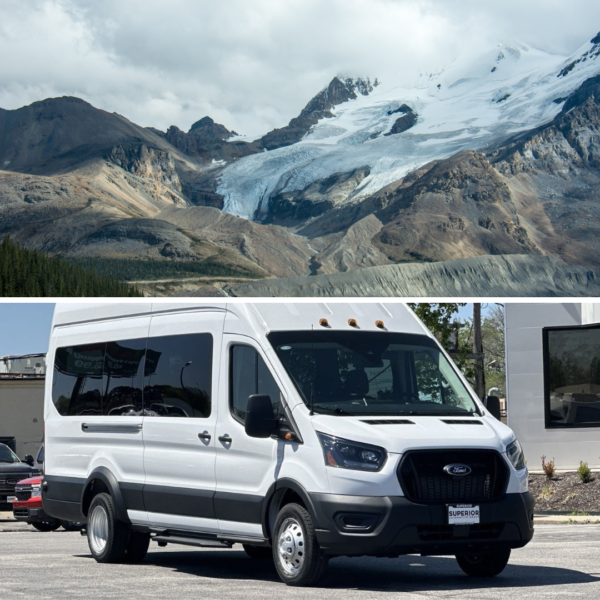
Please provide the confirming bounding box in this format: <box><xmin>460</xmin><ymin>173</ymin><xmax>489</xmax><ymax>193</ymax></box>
<box><xmin>13</xmin><ymin>475</ymin><xmax>81</xmax><ymax>531</ymax></box>
<box><xmin>42</xmin><ymin>302</ymin><xmax>534</xmax><ymax>586</ymax></box>
<box><xmin>0</xmin><ymin>443</ymin><xmax>41</xmax><ymax>509</ymax></box>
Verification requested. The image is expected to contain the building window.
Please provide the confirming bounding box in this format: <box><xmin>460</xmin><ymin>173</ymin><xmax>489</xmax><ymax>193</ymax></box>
<box><xmin>543</xmin><ymin>326</ymin><xmax>600</xmax><ymax>428</ymax></box>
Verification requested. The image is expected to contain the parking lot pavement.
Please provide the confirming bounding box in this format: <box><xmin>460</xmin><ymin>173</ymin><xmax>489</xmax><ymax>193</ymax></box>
<box><xmin>0</xmin><ymin>525</ymin><xmax>599</xmax><ymax>600</ymax></box>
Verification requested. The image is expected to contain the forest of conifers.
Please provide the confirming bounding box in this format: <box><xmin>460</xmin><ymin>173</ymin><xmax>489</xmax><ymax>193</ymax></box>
<box><xmin>0</xmin><ymin>237</ymin><xmax>142</xmax><ymax>297</ymax></box>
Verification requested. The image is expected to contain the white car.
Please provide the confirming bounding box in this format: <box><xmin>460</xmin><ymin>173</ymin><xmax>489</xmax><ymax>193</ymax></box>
<box><xmin>42</xmin><ymin>302</ymin><xmax>533</xmax><ymax>586</ymax></box>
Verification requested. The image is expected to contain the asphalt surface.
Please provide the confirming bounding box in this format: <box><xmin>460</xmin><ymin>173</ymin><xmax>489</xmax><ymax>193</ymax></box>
<box><xmin>0</xmin><ymin>524</ymin><xmax>599</xmax><ymax>599</ymax></box>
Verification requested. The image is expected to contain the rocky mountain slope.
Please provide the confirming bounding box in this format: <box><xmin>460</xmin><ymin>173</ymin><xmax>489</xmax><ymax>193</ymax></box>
<box><xmin>1</xmin><ymin>30</ymin><xmax>600</xmax><ymax>296</ymax></box>
<box><xmin>226</xmin><ymin>255</ymin><xmax>600</xmax><ymax>297</ymax></box>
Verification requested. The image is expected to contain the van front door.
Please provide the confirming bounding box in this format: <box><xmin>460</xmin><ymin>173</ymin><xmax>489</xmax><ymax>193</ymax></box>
<box><xmin>141</xmin><ymin>310</ymin><xmax>225</xmax><ymax>533</ymax></box>
<box><xmin>214</xmin><ymin>336</ymin><xmax>283</xmax><ymax>539</ymax></box>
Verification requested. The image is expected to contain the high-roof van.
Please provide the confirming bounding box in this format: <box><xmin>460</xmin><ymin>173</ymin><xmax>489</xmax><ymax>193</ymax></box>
<box><xmin>42</xmin><ymin>302</ymin><xmax>533</xmax><ymax>586</ymax></box>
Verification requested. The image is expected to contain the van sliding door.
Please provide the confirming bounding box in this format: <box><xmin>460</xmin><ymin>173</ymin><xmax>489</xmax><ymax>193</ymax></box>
<box><xmin>141</xmin><ymin>309</ymin><xmax>225</xmax><ymax>532</ymax></box>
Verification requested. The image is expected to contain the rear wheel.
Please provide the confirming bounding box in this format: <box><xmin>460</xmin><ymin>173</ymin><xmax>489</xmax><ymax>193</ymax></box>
<box><xmin>456</xmin><ymin>549</ymin><xmax>511</xmax><ymax>577</ymax></box>
<box><xmin>273</xmin><ymin>503</ymin><xmax>328</xmax><ymax>587</ymax></box>
<box><xmin>32</xmin><ymin>520</ymin><xmax>60</xmax><ymax>532</ymax></box>
<box><xmin>243</xmin><ymin>544</ymin><xmax>272</xmax><ymax>560</ymax></box>
<box><xmin>87</xmin><ymin>493</ymin><xmax>130</xmax><ymax>563</ymax></box>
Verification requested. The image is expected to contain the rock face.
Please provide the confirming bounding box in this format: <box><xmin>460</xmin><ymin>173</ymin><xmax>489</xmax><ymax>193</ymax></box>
<box><xmin>384</xmin><ymin>104</ymin><xmax>417</xmax><ymax>136</ymax></box>
<box><xmin>264</xmin><ymin>166</ymin><xmax>371</xmax><ymax>224</ymax></box>
<box><xmin>259</xmin><ymin>77</ymin><xmax>376</xmax><ymax>150</ymax></box>
<box><xmin>227</xmin><ymin>255</ymin><xmax>600</xmax><ymax>298</ymax></box>
<box><xmin>164</xmin><ymin>116</ymin><xmax>252</xmax><ymax>162</ymax></box>
<box><xmin>0</xmin><ymin>96</ymin><xmax>169</xmax><ymax>173</ymax></box>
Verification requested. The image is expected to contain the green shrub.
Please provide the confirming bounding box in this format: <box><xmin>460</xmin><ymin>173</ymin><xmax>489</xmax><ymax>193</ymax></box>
<box><xmin>577</xmin><ymin>461</ymin><xmax>592</xmax><ymax>484</ymax></box>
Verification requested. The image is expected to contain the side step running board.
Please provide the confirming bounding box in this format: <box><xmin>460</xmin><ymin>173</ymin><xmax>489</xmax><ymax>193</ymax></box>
<box><xmin>152</xmin><ymin>535</ymin><xmax>231</xmax><ymax>549</ymax></box>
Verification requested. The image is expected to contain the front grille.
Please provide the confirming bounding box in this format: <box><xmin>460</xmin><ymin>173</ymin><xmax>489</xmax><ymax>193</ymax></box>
<box><xmin>0</xmin><ymin>474</ymin><xmax>32</xmax><ymax>491</ymax></box>
<box><xmin>15</xmin><ymin>485</ymin><xmax>32</xmax><ymax>501</ymax></box>
<box><xmin>417</xmin><ymin>523</ymin><xmax>504</xmax><ymax>541</ymax></box>
<box><xmin>397</xmin><ymin>450</ymin><xmax>509</xmax><ymax>504</ymax></box>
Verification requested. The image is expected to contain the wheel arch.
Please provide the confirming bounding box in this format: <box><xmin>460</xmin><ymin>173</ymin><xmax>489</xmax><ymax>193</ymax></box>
<box><xmin>81</xmin><ymin>467</ymin><xmax>130</xmax><ymax>523</ymax></box>
<box><xmin>262</xmin><ymin>478</ymin><xmax>320</xmax><ymax>542</ymax></box>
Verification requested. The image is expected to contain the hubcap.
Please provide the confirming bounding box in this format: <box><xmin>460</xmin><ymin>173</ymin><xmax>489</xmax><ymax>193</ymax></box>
<box><xmin>277</xmin><ymin>518</ymin><xmax>305</xmax><ymax>575</ymax></box>
<box><xmin>88</xmin><ymin>505</ymin><xmax>109</xmax><ymax>555</ymax></box>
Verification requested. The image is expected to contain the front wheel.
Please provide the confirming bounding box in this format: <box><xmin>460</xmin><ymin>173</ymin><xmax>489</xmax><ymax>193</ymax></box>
<box><xmin>456</xmin><ymin>549</ymin><xmax>511</xmax><ymax>577</ymax></box>
<box><xmin>272</xmin><ymin>503</ymin><xmax>328</xmax><ymax>587</ymax></box>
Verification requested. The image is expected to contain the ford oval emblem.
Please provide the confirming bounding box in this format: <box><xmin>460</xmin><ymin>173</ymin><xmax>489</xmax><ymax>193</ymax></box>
<box><xmin>443</xmin><ymin>464</ymin><xmax>472</xmax><ymax>476</ymax></box>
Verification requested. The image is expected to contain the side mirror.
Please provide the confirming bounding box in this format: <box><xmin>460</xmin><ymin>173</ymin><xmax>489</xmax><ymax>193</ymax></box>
<box><xmin>486</xmin><ymin>396</ymin><xmax>502</xmax><ymax>421</ymax></box>
<box><xmin>245</xmin><ymin>395</ymin><xmax>277</xmax><ymax>439</ymax></box>
<box><xmin>24</xmin><ymin>455</ymin><xmax>34</xmax><ymax>467</ymax></box>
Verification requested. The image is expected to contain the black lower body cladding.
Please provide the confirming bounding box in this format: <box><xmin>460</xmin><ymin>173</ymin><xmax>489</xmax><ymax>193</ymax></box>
<box><xmin>310</xmin><ymin>492</ymin><xmax>535</xmax><ymax>557</ymax></box>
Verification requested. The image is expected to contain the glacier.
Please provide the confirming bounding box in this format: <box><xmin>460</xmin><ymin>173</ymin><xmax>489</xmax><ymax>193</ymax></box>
<box><xmin>218</xmin><ymin>37</ymin><xmax>600</xmax><ymax>221</ymax></box>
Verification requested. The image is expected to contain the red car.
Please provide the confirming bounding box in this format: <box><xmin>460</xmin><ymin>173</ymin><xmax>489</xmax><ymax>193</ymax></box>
<box><xmin>13</xmin><ymin>476</ymin><xmax>81</xmax><ymax>531</ymax></box>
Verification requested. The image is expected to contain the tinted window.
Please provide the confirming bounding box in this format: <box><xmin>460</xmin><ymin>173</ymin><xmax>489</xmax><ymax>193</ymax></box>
<box><xmin>269</xmin><ymin>331</ymin><xmax>478</xmax><ymax>416</ymax></box>
<box><xmin>144</xmin><ymin>334</ymin><xmax>212</xmax><ymax>418</ymax></box>
<box><xmin>53</xmin><ymin>343</ymin><xmax>107</xmax><ymax>416</ymax></box>
<box><xmin>52</xmin><ymin>340</ymin><xmax>145</xmax><ymax>416</ymax></box>
<box><xmin>231</xmin><ymin>345</ymin><xmax>281</xmax><ymax>423</ymax></box>
<box><xmin>544</xmin><ymin>327</ymin><xmax>600</xmax><ymax>428</ymax></box>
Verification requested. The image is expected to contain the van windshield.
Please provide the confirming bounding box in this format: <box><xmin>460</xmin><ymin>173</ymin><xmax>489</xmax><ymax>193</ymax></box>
<box><xmin>268</xmin><ymin>331</ymin><xmax>480</xmax><ymax>417</ymax></box>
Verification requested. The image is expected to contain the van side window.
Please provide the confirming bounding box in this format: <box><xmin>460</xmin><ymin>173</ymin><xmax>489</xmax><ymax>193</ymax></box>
<box><xmin>230</xmin><ymin>345</ymin><xmax>280</xmax><ymax>423</ymax></box>
<box><xmin>144</xmin><ymin>334</ymin><xmax>212</xmax><ymax>418</ymax></box>
<box><xmin>52</xmin><ymin>340</ymin><xmax>146</xmax><ymax>416</ymax></box>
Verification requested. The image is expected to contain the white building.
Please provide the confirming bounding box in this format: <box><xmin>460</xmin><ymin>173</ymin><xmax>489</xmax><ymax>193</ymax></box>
<box><xmin>0</xmin><ymin>354</ymin><xmax>46</xmax><ymax>457</ymax></box>
<box><xmin>505</xmin><ymin>303</ymin><xmax>600</xmax><ymax>470</ymax></box>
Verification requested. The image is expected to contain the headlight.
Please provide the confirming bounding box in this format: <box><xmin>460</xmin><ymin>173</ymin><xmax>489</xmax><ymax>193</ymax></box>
<box><xmin>317</xmin><ymin>432</ymin><xmax>387</xmax><ymax>472</ymax></box>
<box><xmin>506</xmin><ymin>439</ymin><xmax>526</xmax><ymax>470</ymax></box>
<box><xmin>31</xmin><ymin>485</ymin><xmax>42</xmax><ymax>498</ymax></box>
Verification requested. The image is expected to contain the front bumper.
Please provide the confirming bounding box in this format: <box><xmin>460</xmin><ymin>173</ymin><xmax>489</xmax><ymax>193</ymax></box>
<box><xmin>13</xmin><ymin>502</ymin><xmax>54</xmax><ymax>523</ymax></box>
<box><xmin>311</xmin><ymin>491</ymin><xmax>535</xmax><ymax>557</ymax></box>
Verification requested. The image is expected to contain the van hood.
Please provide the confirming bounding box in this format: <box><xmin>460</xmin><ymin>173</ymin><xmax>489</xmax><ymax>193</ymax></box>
<box><xmin>310</xmin><ymin>414</ymin><xmax>514</xmax><ymax>454</ymax></box>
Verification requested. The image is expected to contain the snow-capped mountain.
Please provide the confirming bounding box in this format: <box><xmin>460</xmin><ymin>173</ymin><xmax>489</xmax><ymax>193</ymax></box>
<box><xmin>218</xmin><ymin>34</ymin><xmax>600</xmax><ymax>220</ymax></box>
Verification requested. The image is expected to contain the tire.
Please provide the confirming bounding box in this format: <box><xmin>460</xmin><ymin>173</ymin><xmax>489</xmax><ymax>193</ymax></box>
<box><xmin>272</xmin><ymin>503</ymin><xmax>328</xmax><ymax>587</ymax></box>
<box><xmin>126</xmin><ymin>531</ymin><xmax>150</xmax><ymax>563</ymax></box>
<box><xmin>87</xmin><ymin>493</ymin><xmax>130</xmax><ymax>563</ymax></box>
<box><xmin>32</xmin><ymin>520</ymin><xmax>60</xmax><ymax>532</ymax></box>
<box><xmin>243</xmin><ymin>544</ymin><xmax>273</xmax><ymax>561</ymax></box>
<box><xmin>456</xmin><ymin>549</ymin><xmax>511</xmax><ymax>577</ymax></box>
<box><xmin>60</xmin><ymin>520</ymin><xmax>83</xmax><ymax>532</ymax></box>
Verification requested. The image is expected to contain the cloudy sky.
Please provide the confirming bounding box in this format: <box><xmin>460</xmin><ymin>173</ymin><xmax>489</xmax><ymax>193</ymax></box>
<box><xmin>1</xmin><ymin>0</ymin><xmax>600</xmax><ymax>138</ymax></box>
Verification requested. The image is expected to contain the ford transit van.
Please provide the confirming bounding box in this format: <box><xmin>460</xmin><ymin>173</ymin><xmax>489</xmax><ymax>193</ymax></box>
<box><xmin>42</xmin><ymin>302</ymin><xmax>533</xmax><ymax>586</ymax></box>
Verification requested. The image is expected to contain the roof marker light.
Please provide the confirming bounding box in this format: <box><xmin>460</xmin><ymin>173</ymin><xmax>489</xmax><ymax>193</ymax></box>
<box><xmin>319</xmin><ymin>318</ymin><xmax>329</xmax><ymax>327</ymax></box>
<box><xmin>375</xmin><ymin>320</ymin><xmax>385</xmax><ymax>329</ymax></box>
<box><xmin>348</xmin><ymin>318</ymin><xmax>358</xmax><ymax>328</ymax></box>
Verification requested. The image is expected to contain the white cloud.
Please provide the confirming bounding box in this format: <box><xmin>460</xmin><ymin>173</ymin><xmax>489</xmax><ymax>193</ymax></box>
<box><xmin>1</xmin><ymin>0</ymin><xmax>599</xmax><ymax>138</ymax></box>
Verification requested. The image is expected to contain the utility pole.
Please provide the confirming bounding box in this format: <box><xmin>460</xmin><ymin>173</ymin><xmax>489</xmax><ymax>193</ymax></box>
<box><xmin>473</xmin><ymin>303</ymin><xmax>485</xmax><ymax>400</ymax></box>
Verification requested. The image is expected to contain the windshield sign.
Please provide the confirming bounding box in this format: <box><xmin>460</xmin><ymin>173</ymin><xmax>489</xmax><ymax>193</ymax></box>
<box><xmin>268</xmin><ymin>331</ymin><xmax>479</xmax><ymax>417</ymax></box>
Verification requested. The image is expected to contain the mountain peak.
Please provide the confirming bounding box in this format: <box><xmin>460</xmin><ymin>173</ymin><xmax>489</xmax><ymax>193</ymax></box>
<box><xmin>189</xmin><ymin>116</ymin><xmax>215</xmax><ymax>132</ymax></box>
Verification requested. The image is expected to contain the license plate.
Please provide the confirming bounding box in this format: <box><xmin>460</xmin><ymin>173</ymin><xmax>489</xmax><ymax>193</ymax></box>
<box><xmin>448</xmin><ymin>504</ymin><xmax>480</xmax><ymax>525</ymax></box>
<box><xmin>7</xmin><ymin>496</ymin><xmax>16</xmax><ymax>503</ymax></box>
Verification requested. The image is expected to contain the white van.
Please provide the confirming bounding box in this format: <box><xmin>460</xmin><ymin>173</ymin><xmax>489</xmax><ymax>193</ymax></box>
<box><xmin>42</xmin><ymin>302</ymin><xmax>533</xmax><ymax>586</ymax></box>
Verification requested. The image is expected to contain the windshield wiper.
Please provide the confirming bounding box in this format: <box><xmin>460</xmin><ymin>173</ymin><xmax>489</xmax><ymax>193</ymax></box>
<box><xmin>311</xmin><ymin>405</ymin><xmax>351</xmax><ymax>415</ymax></box>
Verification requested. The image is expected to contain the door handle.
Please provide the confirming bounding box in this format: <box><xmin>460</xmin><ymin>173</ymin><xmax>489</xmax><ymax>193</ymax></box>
<box><xmin>218</xmin><ymin>435</ymin><xmax>232</xmax><ymax>444</ymax></box>
<box><xmin>198</xmin><ymin>432</ymin><xmax>212</xmax><ymax>441</ymax></box>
